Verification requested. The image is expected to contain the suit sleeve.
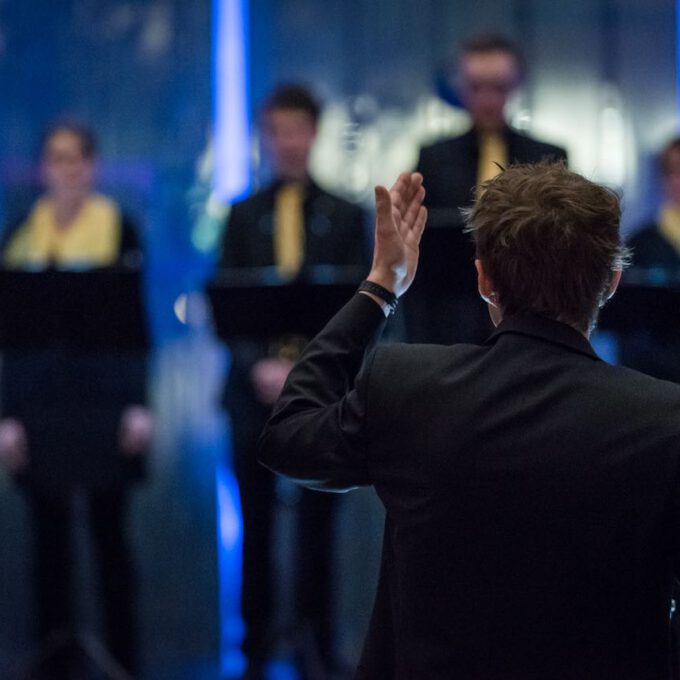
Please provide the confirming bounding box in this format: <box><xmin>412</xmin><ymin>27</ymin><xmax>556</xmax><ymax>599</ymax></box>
<box><xmin>415</xmin><ymin>146</ymin><xmax>435</xmax><ymax>199</ymax></box>
<box><xmin>116</xmin><ymin>214</ymin><xmax>149</xmax><ymax>406</ymax></box>
<box><xmin>219</xmin><ymin>203</ymin><xmax>245</xmax><ymax>268</ymax></box>
<box><xmin>415</xmin><ymin>145</ymin><xmax>430</xmax><ymax>174</ymax></box>
<box><xmin>415</xmin><ymin>144</ymin><xmax>469</xmax><ymax>228</ymax></box>
<box><xmin>258</xmin><ymin>293</ymin><xmax>387</xmax><ymax>492</ymax></box>
<box><xmin>351</xmin><ymin>205</ymin><xmax>372</xmax><ymax>269</ymax></box>
<box><xmin>119</xmin><ymin>214</ymin><xmax>143</xmax><ymax>263</ymax></box>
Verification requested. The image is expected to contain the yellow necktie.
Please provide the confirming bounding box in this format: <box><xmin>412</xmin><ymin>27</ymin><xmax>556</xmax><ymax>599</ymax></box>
<box><xmin>477</xmin><ymin>132</ymin><xmax>508</xmax><ymax>189</ymax></box>
<box><xmin>658</xmin><ymin>203</ymin><xmax>680</xmax><ymax>255</ymax></box>
<box><xmin>274</xmin><ymin>182</ymin><xmax>305</xmax><ymax>278</ymax></box>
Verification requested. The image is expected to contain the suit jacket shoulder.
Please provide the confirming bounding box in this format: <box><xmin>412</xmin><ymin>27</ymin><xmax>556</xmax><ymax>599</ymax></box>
<box><xmin>220</xmin><ymin>181</ymin><xmax>368</xmax><ymax>269</ymax></box>
<box><xmin>219</xmin><ymin>185</ymin><xmax>276</xmax><ymax>268</ymax></box>
<box><xmin>417</xmin><ymin>130</ymin><xmax>477</xmax><ymax>165</ymax></box>
<box><xmin>417</xmin><ymin>127</ymin><xmax>567</xmax><ymax>166</ymax></box>
<box><xmin>416</xmin><ymin>131</ymin><xmax>478</xmax><ymax>212</ymax></box>
<box><xmin>506</xmin><ymin>128</ymin><xmax>567</xmax><ymax>164</ymax></box>
<box><xmin>416</xmin><ymin>128</ymin><xmax>567</xmax><ymax>213</ymax></box>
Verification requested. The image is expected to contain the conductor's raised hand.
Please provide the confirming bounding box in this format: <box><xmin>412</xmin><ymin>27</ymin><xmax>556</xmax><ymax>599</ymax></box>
<box><xmin>367</xmin><ymin>172</ymin><xmax>427</xmax><ymax>299</ymax></box>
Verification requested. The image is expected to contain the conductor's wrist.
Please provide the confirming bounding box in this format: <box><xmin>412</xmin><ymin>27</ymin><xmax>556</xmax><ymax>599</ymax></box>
<box><xmin>366</xmin><ymin>270</ymin><xmax>398</xmax><ymax>296</ymax></box>
<box><xmin>359</xmin><ymin>279</ymin><xmax>399</xmax><ymax>317</ymax></box>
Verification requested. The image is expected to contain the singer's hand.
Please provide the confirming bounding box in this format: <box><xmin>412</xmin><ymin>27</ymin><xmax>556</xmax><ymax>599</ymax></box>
<box><xmin>119</xmin><ymin>405</ymin><xmax>154</xmax><ymax>456</ymax></box>
<box><xmin>0</xmin><ymin>418</ymin><xmax>28</xmax><ymax>473</ymax></box>
<box><xmin>251</xmin><ymin>357</ymin><xmax>293</xmax><ymax>405</ymax></box>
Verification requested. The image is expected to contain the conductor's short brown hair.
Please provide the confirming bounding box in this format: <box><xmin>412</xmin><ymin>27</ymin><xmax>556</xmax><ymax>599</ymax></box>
<box><xmin>466</xmin><ymin>162</ymin><xmax>630</xmax><ymax>333</ymax></box>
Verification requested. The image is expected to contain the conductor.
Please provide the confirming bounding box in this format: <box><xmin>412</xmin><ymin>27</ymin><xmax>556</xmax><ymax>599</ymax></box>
<box><xmin>259</xmin><ymin>163</ymin><xmax>680</xmax><ymax>679</ymax></box>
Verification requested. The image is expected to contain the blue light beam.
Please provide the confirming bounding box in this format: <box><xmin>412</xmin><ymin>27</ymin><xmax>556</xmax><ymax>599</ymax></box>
<box><xmin>677</xmin><ymin>0</ymin><xmax>680</xmax><ymax>126</ymax></box>
<box><xmin>213</xmin><ymin>0</ymin><xmax>251</xmax><ymax>203</ymax></box>
<box><xmin>213</xmin><ymin>1</ymin><xmax>250</xmax><ymax>675</ymax></box>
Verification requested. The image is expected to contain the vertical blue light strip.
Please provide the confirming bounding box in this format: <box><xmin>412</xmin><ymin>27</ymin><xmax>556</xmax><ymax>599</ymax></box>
<box><xmin>677</xmin><ymin>0</ymin><xmax>680</xmax><ymax>126</ymax></box>
<box><xmin>216</xmin><ymin>456</ymin><xmax>245</xmax><ymax>677</ymax></box>
<box><xmin>214</xmin><ymin>0</ymin><xmax>251</xmax><ymax>202</ymax></box>
<box><xmin>213</xmin><ymin>0</ymin><xmax>249</xmax><ymax>676</ymax></box>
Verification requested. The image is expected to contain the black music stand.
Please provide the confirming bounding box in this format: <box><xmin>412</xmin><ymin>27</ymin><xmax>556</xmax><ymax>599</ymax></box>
<box><xmin>598</xmin><ymin>267</ymin><xmax>680</xmax><ymax>336</ymax></box>
<box><xmin>0</xmin><ymin>267</ymin><xmax>149</xmax><ymax>351</ymax></box>
<box><xmin>0</xmin><ymin>267</ymin><xmax>148</xmax><ymax>680</ymax></box>
<box><xmin>598</xmin><ymin>267</ymin><xmax>680</xmax><ymax>386</ymax></box>
<box><xmin>207</xmin><ymin>265</ymin><xmax>364</xmax><ymax>342</ymax></box>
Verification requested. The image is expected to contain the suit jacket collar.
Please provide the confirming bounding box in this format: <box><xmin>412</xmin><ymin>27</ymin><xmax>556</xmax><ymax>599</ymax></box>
<box><xmin>486</xmin><ymin>313</ymin><xmax>600</xmax><ymax>360</ymax></box>
<box><xmin>458</xmin><ymin>126</ymin><xmax>529</xmax><ymax>161</ymax></box>
<box><xmin>269</xmin><ymin>176</ymin><xmax>322</xmax><ymax>202</ymax></box>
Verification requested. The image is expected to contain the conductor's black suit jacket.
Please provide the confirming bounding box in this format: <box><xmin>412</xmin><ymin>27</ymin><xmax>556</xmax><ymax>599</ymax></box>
<box><xmin>259</xmin><ymin>293</ymin><xmax>680</xmax><ymax>679</ymax></box>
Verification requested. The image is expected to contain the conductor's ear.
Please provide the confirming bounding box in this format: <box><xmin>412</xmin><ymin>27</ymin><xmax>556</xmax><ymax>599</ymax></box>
<box><xmin>476</xmin><ymin>258</ymin><xmax>503</xmax><ymax>327</ymax></box>
<box><xmin>475</xmin><ymin>259</ymin><xmax>497</xmax><ymax>306</ymax></box>
<box><xmin>605</xmin><ymin>270</ymin><xmax>622</xmax><ymax>301</ymax></box>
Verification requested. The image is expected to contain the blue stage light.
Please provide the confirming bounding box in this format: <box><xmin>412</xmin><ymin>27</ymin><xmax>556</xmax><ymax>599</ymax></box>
<box><xmin>213</xmin><ymin>0</ymin><xmax>251</xmax><ymax>203</ymax></box>
<box><xmin>213</xmin><ymin>1</ymin><xmax>250</xmax><ymax>676</ymax></box>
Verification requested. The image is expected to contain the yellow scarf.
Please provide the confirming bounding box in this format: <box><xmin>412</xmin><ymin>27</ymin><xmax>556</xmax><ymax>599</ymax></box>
<box><xmin>4</xmin><ymin>194</ymin><xmax>121</xmax><ymax>269</ymax></box>
<box><xmin>658</xmin><ymin>203</ymin><xmax>680</xmax><ymax>255</ymax></box>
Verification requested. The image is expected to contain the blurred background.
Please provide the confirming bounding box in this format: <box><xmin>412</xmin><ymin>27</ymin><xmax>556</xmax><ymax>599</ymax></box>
<box><xmin>0</xmin><ymin>0</ymin><xmax>677</xmax><ymax>678</ymax></box>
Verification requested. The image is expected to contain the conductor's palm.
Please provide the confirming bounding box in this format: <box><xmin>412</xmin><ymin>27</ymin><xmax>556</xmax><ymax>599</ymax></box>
<box><xmin>370</xmin><ymin>172</ymin><xmax>427</xmax><ymax>298</ymax></box>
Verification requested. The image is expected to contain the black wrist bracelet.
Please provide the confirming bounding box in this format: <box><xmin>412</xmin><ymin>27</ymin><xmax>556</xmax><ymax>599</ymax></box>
<box><xmin>358</xmin><ymin>280</ymin><xmax>399</xmax><ymax>316</ymax></box>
